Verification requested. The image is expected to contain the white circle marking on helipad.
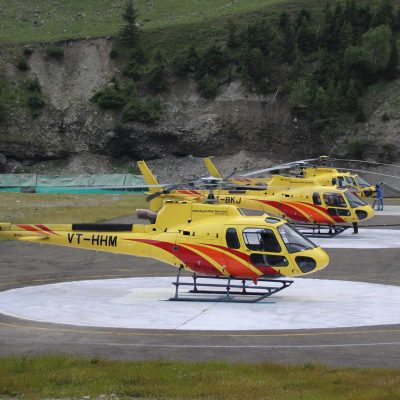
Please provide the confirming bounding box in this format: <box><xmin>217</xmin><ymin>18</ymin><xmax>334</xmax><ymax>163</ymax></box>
<box><xmin>1</xmin><ymin>277</ymin><xmax>400</xmax><ymax>330</ymax></box>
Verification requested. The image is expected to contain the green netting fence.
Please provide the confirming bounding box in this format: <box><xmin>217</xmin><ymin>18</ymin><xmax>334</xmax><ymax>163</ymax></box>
<box><xmin>0</xmin><ymin>174</ymin><xmax>147</xmax><ymax>194</ymax></box>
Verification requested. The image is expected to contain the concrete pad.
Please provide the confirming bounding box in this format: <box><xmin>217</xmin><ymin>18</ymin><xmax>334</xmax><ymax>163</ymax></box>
<box><xmin>313</xmin><ymin>229</ymin><xmax>400</xmax><ymax>249</ymax></box>
<box><xmin>0</xmin><ymin>277</ymin><xmax>400</xmax><ymax>331</ymax></box>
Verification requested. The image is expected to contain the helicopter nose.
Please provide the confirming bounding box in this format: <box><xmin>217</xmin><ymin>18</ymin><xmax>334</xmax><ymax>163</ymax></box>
<box><xmin>295</xmin><ymin>247</ymin><xmax>329</xmax><ymax>274</ymax></box>
<box><xmin>356</xmin><ymin>205</ymin><xmax>374</xmax><ymax>221</ymax></box>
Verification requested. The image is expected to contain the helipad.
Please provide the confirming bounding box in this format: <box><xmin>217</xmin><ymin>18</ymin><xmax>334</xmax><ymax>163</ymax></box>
<box><xmin>1</xmin><ymin>277</ymin><xmax>400</xmax><ymax>330</ymax></box>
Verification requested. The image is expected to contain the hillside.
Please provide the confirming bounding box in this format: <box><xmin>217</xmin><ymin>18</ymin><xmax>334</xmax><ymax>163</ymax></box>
<box><xmin>0</xmin><ymin>0</ymin><xmax>399</xmax><ymax>177</ymax></box>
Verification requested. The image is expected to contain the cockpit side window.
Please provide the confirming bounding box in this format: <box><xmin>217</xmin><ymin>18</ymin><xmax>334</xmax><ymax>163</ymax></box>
<box><xmin>313</xmin><ymin>192</ymin><xmax>322</xmax><ymax>205</ymax></box>
<box><xmin>226</xmin><ymin>228</ymin><xmax>240</xmax><ymax>249</ymax></box>
<box><xmin>346</xmin><ymin>176</ymin><xmax>356</xmax><ymax>186</ymax></box>
<box><xmin>242</xmin><ymin>228</ymin><xmax>281</xmax><ymax>253</ymax></box>
<box><xmin>338</xmin><ymin>177</ymin><xmax>346</xmax><ymax>187</ymax></box>
<box><xmin>323</xmin><ymin>192</ymin><xmax>347</xmax><ymax>207</ymax></box>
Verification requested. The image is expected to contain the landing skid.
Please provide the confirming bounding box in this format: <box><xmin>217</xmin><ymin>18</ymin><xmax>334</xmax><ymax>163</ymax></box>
<box><xmin>291</xmin><ymin>223</ymin><xmax>350</xmax><ymax>238</ymax></box>
<box><xmin>170</xmin><ymin>268</ymin><xmax>293</xmax><ymax>303</ymax></box>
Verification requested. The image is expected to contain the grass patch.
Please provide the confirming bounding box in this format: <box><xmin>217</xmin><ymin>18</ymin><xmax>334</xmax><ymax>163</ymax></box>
<box><xmin>0</xmin><ymin>193</ymin><xmax>146</xmax><ymax>223</ymax></box>
<box><xmin>0</xmin><ymin>0</ymin><xmax>295</xmax><ymax>43</ymax></box>
<box><xmin>0</xmin><ymin>355</ymin><xmax>399</xmax><ymax>399</ymax></box>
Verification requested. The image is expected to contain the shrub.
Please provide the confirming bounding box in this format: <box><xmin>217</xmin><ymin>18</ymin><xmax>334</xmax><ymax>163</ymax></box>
<box><xmin>109</xmin><ymin>48</ymin><xmax>119</xmax><ymax>59</ymax></box>
<box><xmin>121</xmin><ymin>96</ymin><xmax>162</xmax><ymax>124</ymax></box>
<box><xmin>145</xmin><ymin>64</ymin><xmax>168</xmax><ymax>93</ymax></box>
<box><xmin>23</xmin><ymin>47</ymin><xmax>33</xmax><ymax>56</ymax></box>
<box><xmin>347</xmin><ymin>137</ymin><xmax>369</xmax><ymax>159</ymax></box>
<box><xmin>381</xmin><ymin>112</ymin><xmax>390</xmax><ymax>121</ymax></box>
<box><xmin>27</xmin><ymin>93</ymin><xmax>45</xmax><ymax>109</ymax></box>
<box><xmin>122</xmin><ymin>60</ymin><xmax>141</xmax><ymax>80</ymax></box>
<box><xmin>26</xmin><ymin>79</ymin><xmax>41</xmax><ymax>92</ymax></box>
<box><xmin>17</xmin><ymin>58</ymin><xmax>29</xmax><ymax>71</ymax></box>
<box><xmin>197</xmin><ymin>74</ymin><xmax>219</xmax><ymax>99</ymax></box>
<box><xmin>91</xmin><ymin>87</ymin><xmax>126</xmax><ymax>109</ymax></box>
<box><xmin>47</xmin><ymin>45</ymin><xmax>64</xmax><ymax>59</ymax></box>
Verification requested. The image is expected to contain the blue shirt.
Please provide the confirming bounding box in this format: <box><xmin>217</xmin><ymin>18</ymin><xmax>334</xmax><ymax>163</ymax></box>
<box><xmin>376</xmin><ymin>186</ymin><xmax>383</xmax><ymax>198</ymax></box>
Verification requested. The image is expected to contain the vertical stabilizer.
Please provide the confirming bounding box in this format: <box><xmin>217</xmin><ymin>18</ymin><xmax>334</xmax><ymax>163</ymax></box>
<box><xmin>137</xmin><ymin>161</ymin><xmax>163</xmax><ymax>211</ymax></box>
<box><xmin>203</xmin><ymin>157</ymin><xmax>223</xmax><ymax>179</ymax></box>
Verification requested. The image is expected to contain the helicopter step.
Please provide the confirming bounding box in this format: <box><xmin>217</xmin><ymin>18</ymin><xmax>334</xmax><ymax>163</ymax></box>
<box><xmin>291</xmin><ymin>223</ymin><xmax>350</xmax><ymax>238</ymax></box>
<box><xmin>170</xmin><ymin>268</ymin><xmax>293</xmax><ymax>303</ymax></box>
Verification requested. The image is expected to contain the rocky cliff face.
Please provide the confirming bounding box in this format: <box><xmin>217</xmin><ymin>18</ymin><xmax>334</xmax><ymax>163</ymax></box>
<box><xmin>0</xmin><ymin>38</ymin><xmax>398</xmax><ymax>178</ymax></box>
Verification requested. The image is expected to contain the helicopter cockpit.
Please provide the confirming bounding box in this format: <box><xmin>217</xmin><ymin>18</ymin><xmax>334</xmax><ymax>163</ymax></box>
<box><xmin>238</xmin><ymin>223</ymin><xmax>319</xmax><ymax>273</ymax></box>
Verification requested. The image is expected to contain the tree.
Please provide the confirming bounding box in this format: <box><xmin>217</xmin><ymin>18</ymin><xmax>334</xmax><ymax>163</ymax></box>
<box><xmin>295</xmin><ymin>11</ymin><xmax>317</xmax><ymax>53</ymax></box>
<box><xmin>384</xmin><ymin>35</ymin><xmax>399</xmax><ymax>79</ymax></box>
<box><xmin>371</xmin><ymin>0</ymin><xmax>394</xmax><ymax>28</ymax></box>
<box><xmin>146</xmin><ymin>64</ymin><xmax>168</xmax><ymax>93</ymax></box>
<box><xmin>339</xmin><ymin>22</ymin><xmax>354</xmax><ymax>53</ymax></box>
<box><xmin>345</xmin><ymin>79</ymin><xmax>360</xmax><ymax>112</ymax></box>
<box><xmin>197</xmin><ymin>44</ymin><xmax>226</xmax><ymax>77</ymax></box>
<box><xmin>243</xmin><ymin>48</ymin><xmax>266</xmax><ymax>83</ymax></box>
<box><xmin>289</xmin><ymin>79</ymin><xmax>311</xmax><ymax>109</ymax></box>
<box><xmin>393</xmin><ymin>8</ymin><xmax>400</xmax><ymax>32</ymax></box>
<box><xmin>119</xmin><ymin>0</ymin><xmax>140</xmax><ymax>46</ymax></box>
<box><xmin>344</xmin><ymin>46</ymin><xmax>371</xmax><ymax>82</ymax></box>
<box><xmin>227</xmin><ymin>20</ymin><xmax>239</xmax><ymax>48</ymax></box>
<box><xmin>362</xmin><ymin>24</ymin><xmax>392</xmax><ymax>74</ymax></box>
<box><xmin>314</xmin><ymin>86</ymin><xmax>329</xmax><ymax>117</ymax></box>
<box><xmin>245</xmin><ymin>19</ymin><xmax>273</xmax><ymax>56</ymax></box>
<box><xmin>292</xmin><ymin>44</ymin><xmax>304</xmax><ymax>78</ymax></box>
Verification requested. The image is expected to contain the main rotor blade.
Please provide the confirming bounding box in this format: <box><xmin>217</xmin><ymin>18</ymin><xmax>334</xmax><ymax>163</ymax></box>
<box><xmin>337</xmin><ymin>168</ymin><xmax>400</xmax><ymax>180</ymax></box>
<box><xmin>146</xmin><ymin>191</ymin><xmax>165</xmax><ymax>202</ymax></box>
<box><xmin>239</xmin><ymin>158</ymin><xmax>319</xmax><ymax>177</ymax></box>
<box><xmin>329</xmin><ymin>158</ymin><xmax>400</xmax><ymax>168</ymax></box>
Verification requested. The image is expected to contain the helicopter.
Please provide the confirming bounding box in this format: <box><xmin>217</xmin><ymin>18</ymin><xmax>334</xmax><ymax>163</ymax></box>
<box><xmin>0</xmin><ymin>200</ymin><xmax>329</xmax><ymax>302</ymax></box>
<box><xmin>138</xmin><ymin>160</ymin><xmax>374</xmax><ymax>236</ymax></box>
<box><xmin>204</xmin><ymin>156</ymin><xmax>377</xmax><ymax>198</ymax></box>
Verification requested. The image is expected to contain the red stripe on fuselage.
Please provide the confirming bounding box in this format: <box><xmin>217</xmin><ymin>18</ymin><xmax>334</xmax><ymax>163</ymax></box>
<box><xmin>35</xmin><ymin>224</ymin><xmax>60</xmax><ymax>236</ymax></box>
<box><xmin>125</xmin><ymin>238</ymin><xmax>223</xmax><ymax>276</ymax></box>
<box><xmin>208</xmin><ymin>245</ymin><xmax>280</xmax><ymax>277</ymax></box>
<box><xmin>295</xmin><ymin>203</ymin><xmax>346</xmax><ymax>223</ymax></box>
<box><xmin>254</xmin><ymin>200</ymin><xmax>310</xmax><ymax>222</ymax></box>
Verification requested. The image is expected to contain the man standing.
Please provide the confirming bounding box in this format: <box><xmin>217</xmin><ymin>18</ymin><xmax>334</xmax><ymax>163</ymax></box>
<box><xmin>375</xmin><ymin>183</ymin><xmax>384</xmax><ymax>211</ymax></box>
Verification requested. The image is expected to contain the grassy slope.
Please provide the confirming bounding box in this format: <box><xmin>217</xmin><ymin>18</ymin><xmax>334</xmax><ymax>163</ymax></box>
<box><xmin>0</xmin><ymin>356</ymin><xmax>399</xmax><ymax>399</ymax></box>
<box><xmin>0</xmin><ymin>0</ymin><xmax>320</xmax><ymax>44</ymax></box>
<box><xmin>0</xmin><ymin>193</ymin><xmax>146</xmax><ymax>223</ymax></box>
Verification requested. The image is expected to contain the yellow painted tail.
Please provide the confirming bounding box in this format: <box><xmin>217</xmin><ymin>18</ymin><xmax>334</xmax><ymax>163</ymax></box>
<box><xmin>137</xmin><ymin>160</ymin><xmax>163</xmax><ymax>211</ymax></box>
<box><xmin>203</xmin><ymin>157</ymin><xmax>223</xmax><ymax>179</ymax></box>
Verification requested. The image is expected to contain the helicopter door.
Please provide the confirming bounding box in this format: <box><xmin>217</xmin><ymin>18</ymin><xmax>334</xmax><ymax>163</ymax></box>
<box><xmin>242</xmin><ymin>228</ymin><xmax>289</xmax><ymax>272</ymax></box>
<box><xmin>323</xmin><ymin>192</ymin><xmax>351</xmax><ymax>217</ymax></box>
<box><xmin>223</xmin><ymin>227</ymin><xmax>250</xmax><ymax>276</ymax></box>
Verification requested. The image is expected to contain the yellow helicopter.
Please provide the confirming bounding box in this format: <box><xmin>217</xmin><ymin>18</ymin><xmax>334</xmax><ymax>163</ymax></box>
<box><xmin>139</xmin><ymin>160</ymin><xmax>374</xmax><ymax>235</ymax></box>
<box><xmin>0</xmin><ymin>200</ymin><xmax>329</xmax><ymax>302</ymax></box>
<box><xmin>204</xmin><ymin>156</ymin><xmax>377</xmax><ymax>198</ymax></box>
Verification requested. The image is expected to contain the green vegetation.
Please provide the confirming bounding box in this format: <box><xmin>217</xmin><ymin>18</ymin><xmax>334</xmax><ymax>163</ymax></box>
<box><xmin>16</xmin><ymin>57</ymin><xmax>30</xmax><ymax>71</ymax></box>
<box><xmin>0</xmin><ymin>0</ymin><xmax>306</xmax><ymax>44</ymax></box>
<box><xmin>92</xmin><ymin>2</ymin><xmax>165</xmax><ymax>124</ymax></box>
<box><xmin>46</xmin><ymin>44</ymin><xmax>65</xmax><ymax>59</ymax></box>
<box><xmin>0</xmin><ymin>193</ymin><xmax>146</xmax><ymax>223</ymax></box>
<box><xmin>0</xmin><ymin>356</ymin><xmax>399</xmax><ymax>399</ymax></box>
<box><xmin>1</xmin><ymin>0</ymin><xmax>400</xmax><ymax>150</ymax></box>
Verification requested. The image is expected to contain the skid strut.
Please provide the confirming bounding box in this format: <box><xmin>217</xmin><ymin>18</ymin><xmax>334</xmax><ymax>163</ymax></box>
<box><xmin>171</xmin><ymin>268</ymin><xmax>293</xmax><ymax>303</ymax></box>
<box><xmin>291</xmin><ymin>223</ymin><xmax>349</xmax><ymax>238</ymax></box>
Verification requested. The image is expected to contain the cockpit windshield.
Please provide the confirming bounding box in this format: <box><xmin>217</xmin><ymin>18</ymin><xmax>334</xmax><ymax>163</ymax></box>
<box><xmin>278</xmin><ymin>224</ymin><xmax>316</xmax><ymax>254</ymax></box>
<box><xmin>344</xmin><ymin>191</ymin><xmax>366</xmax><ymax>208</ymax></box>
<box><xmin>355</xmin><ymin>176</ymin><xmax>371</xmax><ymax>188</ymax></box>
<box><xmin>345</xmin><ymin>176</ymin><xmax>357</xmax><ymax>187</ymax></box>
<box><xmin>323</xmin><ymin>192</ymin><xmax>347</xmax><ymax>207</ymax></box>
